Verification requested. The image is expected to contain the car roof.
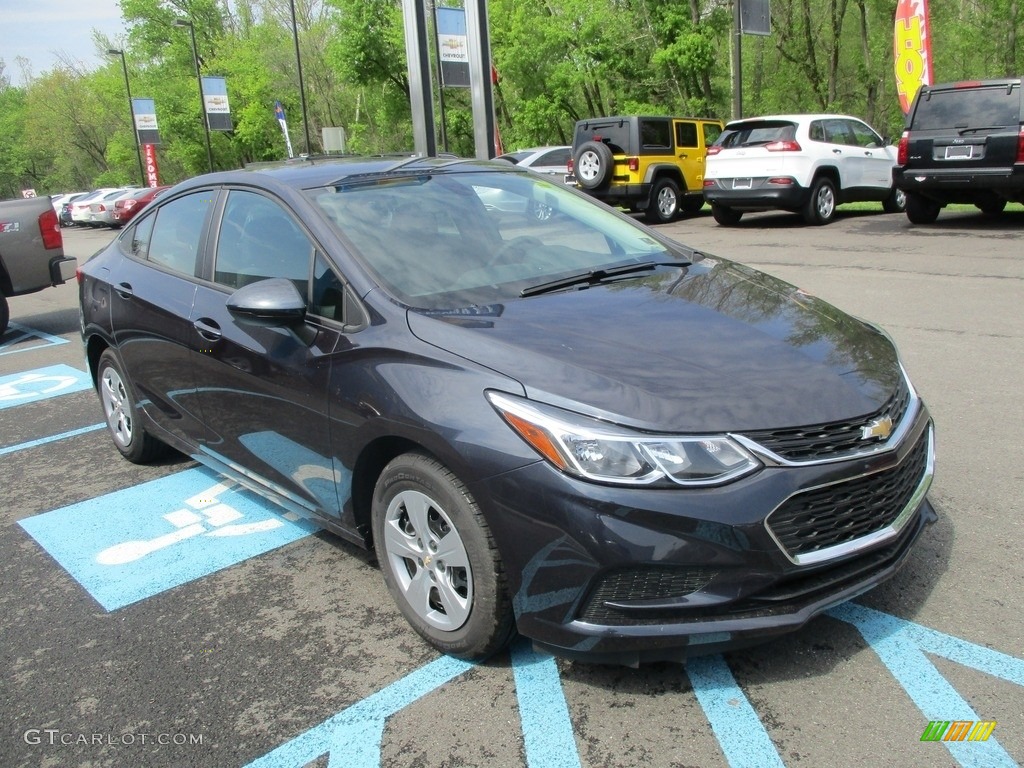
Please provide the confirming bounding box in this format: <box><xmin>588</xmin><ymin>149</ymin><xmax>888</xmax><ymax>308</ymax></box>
<box><xmin>725</xmin><ymin>114</ymin><xmax>869</xmax><ymax>127</ymax></box>
<box><xmin>174</xmin><ymin>155</ymin><xmax>514</xmax><ymax>192</ymax></box>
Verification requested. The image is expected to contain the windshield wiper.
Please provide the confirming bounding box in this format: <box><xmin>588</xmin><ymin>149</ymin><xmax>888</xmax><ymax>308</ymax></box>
<box><xmin>520</xmin><ymin>261</ymin><xmax>685</xmax><ymax>298</ymax></box>
<box><xmin>958</xmin><ymin>126</ymin><xmax>1011</xmax><ymax>134</ymax></box>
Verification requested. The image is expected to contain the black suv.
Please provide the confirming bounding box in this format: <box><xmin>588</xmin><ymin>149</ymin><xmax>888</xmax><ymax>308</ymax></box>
<box><xmin>892</xmin><ymin>78</ymin><xmax>1024</xmax><ymax>223</ymax></box>
<box><xmin>567</xmin><ymin>115</ymin><xmax>723</xmax><ymax>223</ymax></box>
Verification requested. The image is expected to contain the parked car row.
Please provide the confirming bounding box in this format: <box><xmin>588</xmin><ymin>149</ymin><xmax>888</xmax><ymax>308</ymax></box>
<box><xmin>58</xmin><ymin>186</ymin><xmax>169</xmax><ymax>229</ymax></box>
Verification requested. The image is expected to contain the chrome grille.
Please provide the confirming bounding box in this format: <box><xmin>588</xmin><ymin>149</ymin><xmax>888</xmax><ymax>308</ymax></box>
<box><xmin>766</xmin><ymin>430</ymin><xmax>929</xmax><ymax>559</ymax></box>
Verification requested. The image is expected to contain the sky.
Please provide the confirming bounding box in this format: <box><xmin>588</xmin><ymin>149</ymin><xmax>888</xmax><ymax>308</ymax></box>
<box><xmin>1</xmin><ymin>0</ymin><xmax>128</xmax><ymax>86</ymax></box>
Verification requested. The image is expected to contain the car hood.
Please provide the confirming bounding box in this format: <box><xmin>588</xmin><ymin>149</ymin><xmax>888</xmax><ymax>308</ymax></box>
<box><xmin>406</xmin><ymin>258</ymin><xmax>902</xmax><ymax>433</ymax></box>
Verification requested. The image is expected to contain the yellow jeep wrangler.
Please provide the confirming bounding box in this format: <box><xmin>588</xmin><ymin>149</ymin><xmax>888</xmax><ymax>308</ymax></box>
<box><xmin>568</xmin><ymin>115</ymin><xmax>724</xmax><ymax>223</ymax></box>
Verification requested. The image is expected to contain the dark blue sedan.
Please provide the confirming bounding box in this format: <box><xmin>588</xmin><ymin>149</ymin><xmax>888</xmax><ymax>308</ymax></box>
<box><xmin>78</xmin><ymin>156</ymin><xmax>936</xmax><ymax>665</ymax></box>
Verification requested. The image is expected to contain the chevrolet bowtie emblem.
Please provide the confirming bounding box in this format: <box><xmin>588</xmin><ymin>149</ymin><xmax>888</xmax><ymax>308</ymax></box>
<box><xmin>862</xmin><ymin>416</ymin><xmax>894</xmax><ymax>441</ymax></box>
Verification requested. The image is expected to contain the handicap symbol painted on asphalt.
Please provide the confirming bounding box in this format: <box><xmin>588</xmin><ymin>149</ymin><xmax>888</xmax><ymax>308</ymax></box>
<box><xmin>0</xmin><ymin>363</ymin><xmax>91</xmax><ymax>409</ymax></box>
<box><xmin>19</xmin><ymin>466</ymin><xmax>316</xmax><ymax>610</ymax></box>
<box><xmin>0</xmin><ymin>321</ymin><xmax>70</xmax><ymax>357</ymax></box>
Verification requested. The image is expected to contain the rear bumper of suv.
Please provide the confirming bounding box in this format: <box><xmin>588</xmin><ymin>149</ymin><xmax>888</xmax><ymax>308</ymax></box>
<box><xmin>893</xmin><ymin>165</ymin><xmax>1024</xmax><ymax>204</ymax></box>
<box><xmin>703</xmin><ymin>178</ymin><xmax>810</xmax><ymax>210</ymax></box>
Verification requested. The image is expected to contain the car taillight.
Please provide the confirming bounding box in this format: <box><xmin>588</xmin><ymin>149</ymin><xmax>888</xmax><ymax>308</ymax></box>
<box><xmin>706</xmin><ymin>145</ymin><xmax>723</xmax><ymax>156</ymax></box>
<box><xmin>765</xmin><ymin>140</ymin><xmax>801</xmax><ymax>152</ymax></box>
<box><xmin>38</xmin><ymin>208</ymin><xmax>63</xmax><ymax>250</ymax></box>
<box><xmin>628</xmin><ymin>157</ymin><xmax>639</xmax><ymax>172</ymax></box>
<box><xmin>567</xmin><ymin>158</ymin><xmax>574</xmax><ymax>173</ymax></box>
<box><xmin>897</xmin><ymin>131</ymin><xmax>909</xmax><ymax>165</ymax></box>
<box><xmin>1017</xmin><ymin>130</ymin><xmax>1024</xmax><ymax>163</ymax></box>
<box><xmin>75</xmin><ymin>267</ymin><xmax>84</xmax><ymax>284</ymax></box>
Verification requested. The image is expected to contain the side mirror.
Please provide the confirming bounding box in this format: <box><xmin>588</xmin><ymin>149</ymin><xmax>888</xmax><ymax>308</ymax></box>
<box><xmin>226</xmin><ymin>278</ymin><xmax>306</xmax><ymax>327</ymax></box>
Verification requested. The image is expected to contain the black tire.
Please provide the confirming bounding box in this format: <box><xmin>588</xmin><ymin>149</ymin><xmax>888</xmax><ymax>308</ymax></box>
<box><xmin>574</xmin><ymin>141</ymin><xmax>613</xmax><ymax>190</ymax></box>
<box><xmin>977</xmin><ymin>197</ymin><xmax>1007</xmax><ymax>216</ymax></box>
<box><xmin>802</xmin><ymin>177</ymin><xmax>838</xmax><ymax>225</ymax></box>
<box><xmin>905</xmin><ymin>192</ymin><xmax>941</xmax><ymax>224</ymax></box>
<box><xmin>0</xmin><ymin>294</ymin><xmax>9</xmax><ymax>336</ymax></box>
<box><xmin>372</xmin><ymin>452</ymin><xmax>515</xmax><ymax>661</ymax></box>
<box><xmin>96</xmin><ymin>349</ymin><xmax>169</xmax><ymax>463</ymax></box>
<box><xmin>644</xmin><ymin>177</ymin><xmax>680</xmax><ymax>224</ymax></box>
<box><xmin>681</xmin><ymin>195</ymin><xmax>705</xmax><ymax>214</ymax></box>
<box><xmin>711</xmin><ymin>203</ymin><xmax>743</xmax><ymax>226</ymax></box>
<box><xmin>883</xmin><ymin>187</ymin><xmax>907</xmax><ymax>214</ymax></box>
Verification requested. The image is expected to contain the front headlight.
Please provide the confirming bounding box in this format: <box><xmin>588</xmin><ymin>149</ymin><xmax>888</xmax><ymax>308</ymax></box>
<box><xmin>487</xmin><ymin>392</ymin><xmax>761</xmax><ymax>487</ymax></box>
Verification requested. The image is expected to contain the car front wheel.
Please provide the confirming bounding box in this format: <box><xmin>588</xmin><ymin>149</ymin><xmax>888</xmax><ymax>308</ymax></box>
<box><xmin>372</xmin><ymin>453</ymin><xmax>515</xmax><ymax>661</ymax></box>
<box><xmin>96</xmin><ymin>349</ymin><xmax>169</xmax><ymax>463</ymax></box>
<box><xmin>802</xmin><ymin>177</ymin><xmax>837</xmax><ymax>225</ymax></box>
<box><xmin>905</xmin><ymin>192</ymin><xmax>941</xmax><ymax>224</ymax></box>
<box><xmin>645</xmin><ymin>177</ymin><xmax>680</xmax><ymax>223</ymax></box>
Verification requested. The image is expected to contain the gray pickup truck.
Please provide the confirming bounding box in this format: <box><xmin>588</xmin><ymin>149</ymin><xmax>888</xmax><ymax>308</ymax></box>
<box><xmin>0</xmin><ymin>196</ymin><xmax>77</xmax><ymax>335</ymax></box>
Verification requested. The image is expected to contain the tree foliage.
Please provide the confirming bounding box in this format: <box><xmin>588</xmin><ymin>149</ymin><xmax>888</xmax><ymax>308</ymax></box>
<box><xmin>0</xmin><ymin>0</ymin><xmax>1020</xmax><ymax>194</ymax></box>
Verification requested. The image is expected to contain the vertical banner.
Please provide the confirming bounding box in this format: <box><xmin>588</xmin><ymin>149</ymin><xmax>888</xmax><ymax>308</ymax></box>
<box><xmin>202</xmin><ymin>76</ymin><xmax>233</xmax><ymax>131</ymax></box>
<box><xmin>142</xmin><ymin>144</ymin><xmax>160</xmax><ymax>188</ymax></box>
<box><xmin>894</xmin><ymin>0</ymin><xmax>934</xmax><ymax>114</ymax></box>
<box><xmin>436</xmin><ymin>6</ymin><xmax>470</xmax><ymax>88</ymax></box>
<box><xmin>132</xmin><ymin>98</ymin><xmax>161</xmax><ymax>145</ymax></box>
<box><xmin>274</xmin><ymin>101</ymin><xmax>294</xmax><ymax>159</ymax></box>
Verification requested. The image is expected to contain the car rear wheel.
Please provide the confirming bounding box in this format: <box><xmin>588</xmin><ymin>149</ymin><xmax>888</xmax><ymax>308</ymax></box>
<box><xmin>574</xmin><ymin>141</ymin><xmax>613</xmax><ymax>190</ymax></box>
<box><xmin>711</xmin><ymin>203</ymin><xmax>743</xmax><ymax>226</ymax></box>
<box><xmin>883</xmin><ymin>187</ymin><xmax>907</xmax><ymax>213</ymax></box>
<box><xmin>977</xmin><ymin>197</ymin><xmax>1007</xmax><ymax>216</ymax></box>
<box><xmin>372</xmin><ymin>453</ymin><xmax>515</xmax><ymax>660</ymax></box>
<box><xmin>644</xmin><ymin>177</ymin><xmax>680</xmax><ymax>223</ymax></box>
<box><xmin>802</xmin><ymin>177</ymin><xmax>837</xmax><ymax>225</ymax></box>
<box><xmin>97</xmin><ymin>349</ymin><xmax>169</xmax><ymax>463</ymax></box>
<box><xmin>905</xmin><ymin>192</ymin><xmax>941</xmax><ymax>224</ymax></box>
<box><xmin>0</xmin><ymin>295</ymin><xmax>8</xmax><ymax>336</ymax></box>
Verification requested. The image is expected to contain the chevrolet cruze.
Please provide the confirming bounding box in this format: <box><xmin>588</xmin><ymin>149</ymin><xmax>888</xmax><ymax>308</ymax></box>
<box><xmin>78</xmin><ymin>156</ymin><xmax>935</xmax><ymax>665</ymax></box>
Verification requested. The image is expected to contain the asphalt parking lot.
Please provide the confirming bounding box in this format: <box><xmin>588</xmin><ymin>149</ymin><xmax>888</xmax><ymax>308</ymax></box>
<box><xmin>2</xmin><ymin>206</ymin><xmax>1022</xmax><ymax>768</ymax></box>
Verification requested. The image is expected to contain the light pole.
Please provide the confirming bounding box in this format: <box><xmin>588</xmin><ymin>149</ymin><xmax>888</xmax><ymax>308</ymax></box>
<box><xmin>107</xmin><ymin>48</ymin><xmax>147</xmax><ymax>187</ymax></box>
<box><xmin>173</xmin><ymin>19</ymin><xmax>215</xmax><ymax>173</ymax></box>
<box><xmin>287</xmin><ymin>0</ymin><xmax>313</xmax><ymax>155</ymax></box>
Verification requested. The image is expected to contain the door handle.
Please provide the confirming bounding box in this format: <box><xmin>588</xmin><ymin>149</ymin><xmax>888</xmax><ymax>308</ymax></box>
<box><xmin>115</xmin><ymin>282</ymin><xmax>133</xmax><ymax>298</ymax></box>
<box><xmin>193</xmin><ymin>318</ymin><xmax>222</xmax><ymax>341</ymax></box>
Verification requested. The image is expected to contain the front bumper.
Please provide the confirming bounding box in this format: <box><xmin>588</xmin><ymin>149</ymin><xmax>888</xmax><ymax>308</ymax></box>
<box><xmin>473</xmin><ymin>404</ymin><xmax>935</xmax><ymax>665</ymax></box>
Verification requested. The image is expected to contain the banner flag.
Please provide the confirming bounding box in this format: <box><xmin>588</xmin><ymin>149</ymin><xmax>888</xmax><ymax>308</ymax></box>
<box><xmin>436</xmin><ymin>7</ymin><xmax>470</xmax><ymax>88</ymax></box>
<box><xmin>202</xmin><ymin>76</ymin><xmax>233</xmax><ymax>131</ymax></box>
<box><xmin>143</xmin><ymin>144</ymin><xmax>160</xmax><ymax>188</ymax></box>
<box><xmin>274</xmin><ymin>101</ymin><xmax>295</xmax><ymax>159</ymax></box>
<box><xmin>132</xmin><ymin>98</ymin><xmax>161</xmax><ymax>145</ymax></box>
<box><xmin>894</xmin><ymin>0</ymin><xmax>934</xmax><ymax>114</ymax></box>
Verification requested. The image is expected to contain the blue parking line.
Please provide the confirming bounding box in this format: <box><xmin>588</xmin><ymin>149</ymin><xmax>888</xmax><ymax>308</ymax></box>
<box><xmin>0</xmin><ymin>321</ymin><xmax>69</xmax><ymax>356</ymax></box>
<box><xmin>245</xmin><ymin>654</ymin><xmax>474</xmax><ymax>767</ymax></box>
<box><xmin>686</xmin><ymin>654</ymin><xmax>786</xmax><ymax>768</ymax></box>
<box><xmin>0</xmin><ymin>423</ymin><xmax>105</xmax><ymax>456</ymax></box>
<box><xmin>830</xmin><ymin>603</ymin><xmax>1019</xmax><ymax>768</ymax></box>
<box><xmin>511</xmin><ymin>641</ymin><xmax>582</xmax><ymax>768</ymax></box>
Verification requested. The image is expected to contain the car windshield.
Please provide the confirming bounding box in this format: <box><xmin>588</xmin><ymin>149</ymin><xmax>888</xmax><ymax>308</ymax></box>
<box><xmin>307</xmin><ymin>170</ymin><xmax>681</xmax><ymax>310</ymax></box>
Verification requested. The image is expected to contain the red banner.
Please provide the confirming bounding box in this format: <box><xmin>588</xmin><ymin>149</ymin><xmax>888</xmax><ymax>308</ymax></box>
<box><xmin>894</xmin><ymin>0</ymin><xmax>934</xmax><ymax>114</ymax></box>
<box><xmin>143</xmin><ymin>144</ymin><xmax>160</xmax><ymax>188</ymax></box>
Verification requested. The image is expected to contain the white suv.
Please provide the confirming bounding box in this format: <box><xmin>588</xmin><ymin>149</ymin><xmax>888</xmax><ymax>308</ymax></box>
<box><xmin>702</xmin><ymin>114</ymin><xmax>906</xmax><ymax>225</ymax></box>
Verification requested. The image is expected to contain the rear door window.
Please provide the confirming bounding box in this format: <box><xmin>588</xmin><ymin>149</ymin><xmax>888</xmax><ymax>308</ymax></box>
<box><xmin>146</xmin><ymin>192</ymin><xmax>215</xmax><ymax>276</ymax></box>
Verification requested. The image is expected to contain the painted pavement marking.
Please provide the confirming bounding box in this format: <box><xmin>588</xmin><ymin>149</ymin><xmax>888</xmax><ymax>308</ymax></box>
<box><xmin>0</xmin><ymin>321</ymin><xmax>69</xmax><ymax>357</ymax></box>
<box><xmin>18</xmin><ymin>466</ymin><xmax>315</xmax><ymax>610</ymax></box>
<box><xmin>0</xmin><ymin>422</ymin><xmax>105</xmax><ymax>456</ymax></box>
<box><xmin>0</xmin><ymin>363</ymin><xmax>91</xmax><ymax>409</ymax></box>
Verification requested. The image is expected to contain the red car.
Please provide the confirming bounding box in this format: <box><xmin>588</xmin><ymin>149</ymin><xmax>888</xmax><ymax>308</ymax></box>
<box><xmin>111</xmin><ymin>186</ymin><xmax>171</xmax><ymax>227</ymax></box>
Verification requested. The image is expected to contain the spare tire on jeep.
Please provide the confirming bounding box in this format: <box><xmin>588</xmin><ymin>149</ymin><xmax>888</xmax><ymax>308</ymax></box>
<box><xmin>574</xmin><ymin>141</ymin><xmax>614</xmax><ymax>190</ymax></box>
